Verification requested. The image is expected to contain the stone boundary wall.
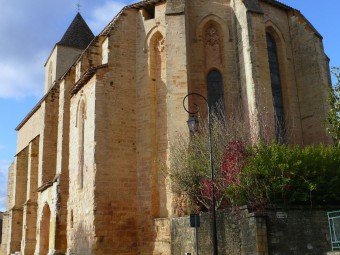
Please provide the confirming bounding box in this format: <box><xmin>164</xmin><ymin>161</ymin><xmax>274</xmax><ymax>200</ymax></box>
<box><xmin>170</xmin><ymin>207</ymin><xmax>336</xmax><ymax>255</ymax></box>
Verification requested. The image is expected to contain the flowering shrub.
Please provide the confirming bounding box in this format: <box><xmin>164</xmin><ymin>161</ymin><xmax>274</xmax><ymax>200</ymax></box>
<box><xmin>221</xmin><ymin>140</ymin><xmax>246</xmax><ymax>185</ymax></box>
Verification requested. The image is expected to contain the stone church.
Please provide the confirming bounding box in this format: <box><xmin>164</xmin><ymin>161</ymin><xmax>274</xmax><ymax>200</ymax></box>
<box><xmin>1</xmin><ymin>0</ymin><xmax>331</xmax><ymax>254</ymax></box>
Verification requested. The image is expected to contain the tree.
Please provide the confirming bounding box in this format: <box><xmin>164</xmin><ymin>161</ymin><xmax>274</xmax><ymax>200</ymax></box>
<box><xmin>327</xmin><ymin>67</ymin><xmax>340</xmax><ymax>147</ymax></box>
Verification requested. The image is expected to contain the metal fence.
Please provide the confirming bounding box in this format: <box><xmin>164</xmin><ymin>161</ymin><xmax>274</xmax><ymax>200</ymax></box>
<box><xmin>328</xmin><ymin>210</ymin><xmax>340</xmax><ymax>250</ymax></box>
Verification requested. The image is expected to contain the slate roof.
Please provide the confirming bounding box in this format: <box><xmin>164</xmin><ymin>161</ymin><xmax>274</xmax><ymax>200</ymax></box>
<box><xmin>57</xmin><ymin>12</ymin><xmax>95</xmax><ymax>49</ymax></box>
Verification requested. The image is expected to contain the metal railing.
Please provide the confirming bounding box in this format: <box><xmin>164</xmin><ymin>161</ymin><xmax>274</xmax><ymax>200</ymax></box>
<box><xmin>328</xmin><ymin>210</ymin><xmax>340</xmax><ymax>250</ymax></box>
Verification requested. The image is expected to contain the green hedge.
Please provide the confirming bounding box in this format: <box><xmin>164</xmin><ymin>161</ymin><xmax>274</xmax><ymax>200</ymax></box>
<box><xmin>232</xmin><ymin>143</ymin><xmax>340</xmax><ymax>208</ymax></box>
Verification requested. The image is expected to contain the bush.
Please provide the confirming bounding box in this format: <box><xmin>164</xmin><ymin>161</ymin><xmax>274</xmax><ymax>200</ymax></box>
<box><xmin>170</xmin><ymin>135</ymin><xmax>340</xmax><ymax>213</ymax></box>
<box><xmin>239</xmin><ymin>143</ymin><xmax>340</xmax><ymax>209</ymax></box>
<box><xmin>327</xmin><ymin>67</ymin><xmax>340</xmax><ymax>147</ymax></box>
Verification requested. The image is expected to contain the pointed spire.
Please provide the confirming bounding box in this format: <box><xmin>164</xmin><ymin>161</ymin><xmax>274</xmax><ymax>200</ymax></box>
<box><xmin>57</xmin><ymin>13</ymin><xmax>95</xmax><ymax>49</ymax></box>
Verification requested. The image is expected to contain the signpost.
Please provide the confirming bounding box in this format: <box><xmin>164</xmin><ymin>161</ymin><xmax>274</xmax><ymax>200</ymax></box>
<box><xmin>190</xmin><ymin>213</ymin><xmax>200</xmax><ymax>255</ymax></box>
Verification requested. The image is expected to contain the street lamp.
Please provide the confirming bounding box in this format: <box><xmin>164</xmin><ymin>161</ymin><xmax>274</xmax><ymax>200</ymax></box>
<box><xmin>187</xmin><ymin>115</ymin><xmax>199</xmax><ymax>133</ymax></box>
<box><xmin>183</xmin><ymin>92</ymin><xmax>219</xmax><ymax>255</ymax></box>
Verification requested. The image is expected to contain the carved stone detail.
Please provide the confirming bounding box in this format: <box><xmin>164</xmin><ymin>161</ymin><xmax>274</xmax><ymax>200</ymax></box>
<box><xmin>154</xmin><ymin>38</ymin><xmax>166</xmax><ymax>52</ymax></box>
<box><xmin>205</xmin><ymin>26</ymin><xmax>219</xmax><ymax>46</ymax></box>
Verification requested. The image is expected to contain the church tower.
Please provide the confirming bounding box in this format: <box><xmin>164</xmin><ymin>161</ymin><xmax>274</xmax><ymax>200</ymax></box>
<box><xmin>44</xmin><ymin>13</ymin><xmax>94</xmax><ymax>92</ymax></box>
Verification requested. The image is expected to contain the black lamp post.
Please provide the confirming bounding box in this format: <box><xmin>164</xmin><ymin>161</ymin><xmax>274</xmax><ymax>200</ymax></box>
<box><xmin>183</xmin><ymin>92</ymin><xmax>218</xmax><ymax>255</ymax></box>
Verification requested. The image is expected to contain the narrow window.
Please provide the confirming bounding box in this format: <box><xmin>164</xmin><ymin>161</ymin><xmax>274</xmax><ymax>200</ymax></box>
<box><xmin>207</xmin><ymin>70</ymin><xmax>224</xmax><ymax>117</ymax></box>
<box><xmin>266</xmin><ymin>33</ymin><xmax>285</xmax><ymax>143</ymax></box>
<box><xmin>149</xmin><ymin>32</ymin><xmax>167</xmax><ymax>218</ymax></box>
<box><xmin>102</xmin><ymin>37</ymin><xmax>109</xmax><ymax>64</ymax></box>
<box><xmin>76</xmin><ymin>61</ymin><xmax>82</xmax><ymax>82</ymax></box>
<box><xmin>48</xmin><ymin>62</ymin><xmax>53</xmax><ymax>88</ymax></box>
<box><xmin>70</xmin><ymin>210</ymin><xmax>74</xmax><ymax>228</ymax></box>
<box><xmin>78</xmin><ymin>101</ymin><xmax>85</xmax><ymax>189</ymax></box>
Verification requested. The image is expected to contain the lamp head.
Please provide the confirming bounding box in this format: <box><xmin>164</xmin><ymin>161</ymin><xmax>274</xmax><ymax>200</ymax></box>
<box><xmin>187</xmin><ymin>115</ymin><xmax>199</xmax><ymax>133</ymax></box>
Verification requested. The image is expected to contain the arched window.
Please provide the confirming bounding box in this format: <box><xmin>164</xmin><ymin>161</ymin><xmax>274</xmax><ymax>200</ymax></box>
<box><xmin>207</xmin><ymin>70</ymin><xmax>224</xmax><ymax>116</ymax></box>
<box><xmin>149</xmin><ymin>32</ymin><xmax>167</xmax><ymax>218</ymax></box>
<box><xmin>78</xmin><ymin>100</ymin><xmax>86</xmax><ymax>189</ymax></box>
<box><xmin>266</xmin><ymin>32</ymin><xmax>285</xmax><ymax>143</ymax></box>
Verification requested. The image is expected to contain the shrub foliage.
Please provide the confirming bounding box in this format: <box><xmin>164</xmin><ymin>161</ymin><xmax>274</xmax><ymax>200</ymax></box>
<box><xmin>169</xmin><ymin>116</ymin><xmax>340</xmax><ymax>213</ymax></box>
<box><xmin>327</xmin><ymin>67</ymin><xmax>340</xmax><ymax>147</ymax></box>
<box><xmin>240</xmin><ymin>143</ymin><xmax>340</xmax><ymax>208</ymax></box>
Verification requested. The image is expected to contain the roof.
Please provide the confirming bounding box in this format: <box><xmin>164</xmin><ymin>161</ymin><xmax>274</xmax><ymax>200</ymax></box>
<box><xmin>129</xmin><ymin>0</ymin><xmax>165</xmax><ymax>8</ymax></box>
<box><xmin>260</xmin><ymin>0</ymin><xmax>322</xmax><ymax>38</ymax></box>
<box><xmin>260</xmin><ymin>0</ymin><xmax>293</xmax><ymax>11</ymax></box>
<box><xmin>100</xmin><ymin>0</ymin><xmax>166</xmax><ymax>36</ymax></box>
<box><xmin>15</xmin><ymin>81</ymin><xmax>59</xmax><ymax>131</ymax></box>
<box><xmin>70</xmin><ymin>64</ymin><xmax>108</xmax><ymax>95</ymax></box>
<box><xmin>57</xmin><ymin>13</ymin><xmax>95</xmax><ymax>49</ymax></box>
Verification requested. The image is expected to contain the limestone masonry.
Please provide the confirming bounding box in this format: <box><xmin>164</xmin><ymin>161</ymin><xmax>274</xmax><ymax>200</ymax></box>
<box><xmin>0</xmin><ymin>0</ymin><xmax>332</xmax><ymax>254</ymax></box>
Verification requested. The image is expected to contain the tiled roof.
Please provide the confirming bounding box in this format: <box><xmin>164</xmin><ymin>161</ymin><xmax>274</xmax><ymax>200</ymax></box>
<box><xmin>57</xmin><ymin>13</ymin><xmax>95</xmax><ymax>49</ymax></box>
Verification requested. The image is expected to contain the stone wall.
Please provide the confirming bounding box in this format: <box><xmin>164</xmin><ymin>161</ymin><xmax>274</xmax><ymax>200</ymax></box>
<box><xmin>288</xmin><ymin>11</ymin><xmax>331</xmax><ymax>145</ymax></box>
<box><xmin>93</xmin><ymin>7</ymin><xmax>138</xmax><ymax>254</ymax></box>
<box><xmin>266</xmin><ymin>207</ymin><xmax>330</xmax><ymax>255</ymax></box>
<box><xmin>171</xmin><ymin>207</ymin><xmax>333</xmax><ymax>255</ymax></box>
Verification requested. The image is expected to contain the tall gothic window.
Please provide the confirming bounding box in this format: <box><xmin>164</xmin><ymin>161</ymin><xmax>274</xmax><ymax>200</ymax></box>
<box><xmin>266</xmin><ymin>32</ymin><xmax>285</xmax><ymax>143</ymax></box>
<box><xmin>149</xmin><ymin>32</ymin><xmax>167</xmax><ymax>218</ymax></box>
<box><xmin>78</xmin><ymin>100</ymin><xmax>86</xmax><ymax>189</ymax></box>
<box><xmin>207</xmin><ymin>69</ymin><xmax>224</xmax><ymax>116</ymax></box>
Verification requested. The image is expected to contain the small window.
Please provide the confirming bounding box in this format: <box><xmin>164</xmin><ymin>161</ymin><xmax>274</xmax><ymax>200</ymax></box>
<box><xmin>75</xmin><ymin>61</ymin><xmax>82</xmax><ymax>82</ymax></box>
<box><xmin>70</xmin><ymin>210</ymin><xmax>74</xmax><ymax>228</ymax></box>
<box><xmin>142</xmin><ymin>5</ymin><xmax>155</xmax><ymax>20</ymax></box>
<box><xmin>102</xmin><ymin>38</ymin><xmax>109</xmax><ymax>64</ymax></box>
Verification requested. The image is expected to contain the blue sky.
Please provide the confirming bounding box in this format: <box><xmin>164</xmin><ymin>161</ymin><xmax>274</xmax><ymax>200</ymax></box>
<box><xmin>0</xmin><ymin>0</ymin><xmax>339</xmax><ymax>212</ymax></box>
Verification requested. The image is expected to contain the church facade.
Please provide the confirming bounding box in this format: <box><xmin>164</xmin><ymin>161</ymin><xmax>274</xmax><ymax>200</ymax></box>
<box><xmin>1</xmin><ymin>0</ymin><xmax>331</xmax><ymax>254</ymax></box>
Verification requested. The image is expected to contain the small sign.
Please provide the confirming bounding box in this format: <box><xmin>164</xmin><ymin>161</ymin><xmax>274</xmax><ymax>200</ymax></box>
<box><xmin>276</xmin><ymin>212</ymin><xmax>288</xmax><ymax>219</ymax></box>
<box><xmin>190</xmin><ymin>213</ymin><xmax>200</xmax><ymax>227</ymax></box>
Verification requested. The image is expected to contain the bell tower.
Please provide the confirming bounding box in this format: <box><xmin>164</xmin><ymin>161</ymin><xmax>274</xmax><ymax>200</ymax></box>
<box><xmin>44</xmin><ymin>13</ymin><xmax>94</xmax><ymax>92</ymax></box>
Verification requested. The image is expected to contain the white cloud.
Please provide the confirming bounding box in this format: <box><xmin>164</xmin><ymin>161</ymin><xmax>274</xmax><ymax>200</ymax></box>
<box><xmin>88</xmin><ymin>1</ymin><xmax>126</xmax><ymax>34</ymax></box>
<box><xmin>0</xmin><ymin>51</ymin><xmax>46</xmax><ymax>99</ymax></box>
<box><xmin>0</xmin><ymin>159</ymin><xmax>10</xmax><ymax>212</ymax></box>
